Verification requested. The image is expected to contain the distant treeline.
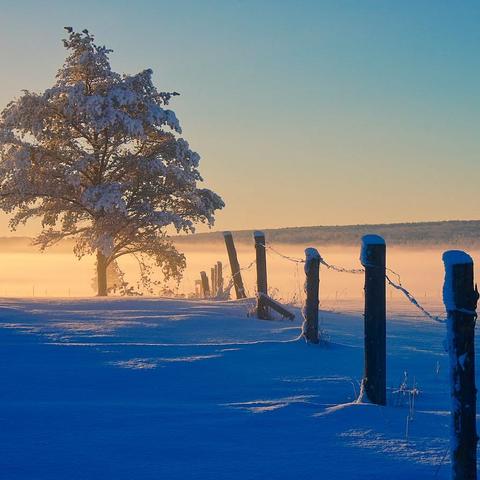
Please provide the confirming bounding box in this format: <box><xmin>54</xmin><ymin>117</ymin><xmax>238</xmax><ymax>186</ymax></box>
<box><xmin>173</xmin><ymin>220</ymin><xmax>480</xmax><ymax>248</ymax></box>
<box><xmin>1</xmin><ymin>220</ymin><xmax>480</xmax><ymax>252</ymax></box>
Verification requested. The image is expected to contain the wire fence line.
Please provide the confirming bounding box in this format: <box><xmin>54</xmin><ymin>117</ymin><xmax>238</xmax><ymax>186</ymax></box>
<box><xmin>222</xmin><ymin>259</ymin><xmax>256</xmax><ymax>298</ymax></box>
<box><xmin>319</xmin><ymin>257</ymin><xmax>364</xmax><ymax>275</ymax></box>
<box><xmin>256</xmin><ymin>243</ymin><xmax>447</xmax><ymax>324</ymax></box>
<box><xmin>384</xmin><ymin>275</ymin><xmax>444</xmax><ymax>324</ymax></box>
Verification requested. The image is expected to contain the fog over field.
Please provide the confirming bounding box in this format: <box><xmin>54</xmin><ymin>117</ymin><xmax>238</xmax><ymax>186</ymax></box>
<box><xmin>1</xmin><ymin>223</ymin><xmax>479</xmax><ymax>313</ymax></box>
<box><xmin>177</xmin><ymin>242</ymin><xmax>479</xmax><ymax>310</ymax></box>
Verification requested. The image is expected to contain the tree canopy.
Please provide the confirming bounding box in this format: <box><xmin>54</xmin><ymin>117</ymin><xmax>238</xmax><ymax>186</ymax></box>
<box><xmin>0</xmin><ymin>28</ymin><xmax>224</xmax><ymax>295</ymax></box>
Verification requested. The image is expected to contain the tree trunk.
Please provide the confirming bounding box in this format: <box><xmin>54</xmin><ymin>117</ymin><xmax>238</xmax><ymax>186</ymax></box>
<box><xmin>97</xmin><ymin>250</ymin><xmax>108</xmax><ymax>297</ymax></box>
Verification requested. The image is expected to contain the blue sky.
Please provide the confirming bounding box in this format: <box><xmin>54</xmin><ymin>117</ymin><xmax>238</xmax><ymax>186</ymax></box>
<box><xmin>0</xmin><ymin>0</ymin><xmax>479</xmax><ymax>233</ymax></box>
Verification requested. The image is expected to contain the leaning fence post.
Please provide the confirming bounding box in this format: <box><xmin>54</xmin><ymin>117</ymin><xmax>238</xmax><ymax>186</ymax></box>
<box><xmin>223</xmin><ymin>232</ymin><xmax>246</xmax><ymax>299</ymax></box>
<box><xmin>200</xmin><ymin>271</ymin><xmax>210</xmax><ymax>298</ymax></box>
<box><xmin>360</xmin><ymin>234</ymin><xmax>386</xmax><ymax>406</ymax></box>
<box><xmin>442</xmin><ymin>250</ymin><xmax>478</xmax><ymax>480</ymax></box>
<box><xmin>303</xmin><ymin>248</ymin><xmax>320</xmax><ymax>343</ymax></box>
<box><xmin>254</xmin><ymin>231</ymin><xmax>269</xmax><ymax>319</ymax></box>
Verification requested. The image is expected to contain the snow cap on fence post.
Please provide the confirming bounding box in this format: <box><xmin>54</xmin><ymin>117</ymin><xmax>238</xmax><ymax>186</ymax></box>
<box><xmin>360</xmin><ymin>234</ymin><xmax>386</xmax><ymax>267</ymax></box>
<box><xmin>442</xmin><ymin>250</ymin><xmax>478</xmax><ymax>480</ymax></box>
<box><xmin>304</xmin><ymin>248</ymin><xmax>320</xmax><ymax>274</ymax></box>
<box><xmin>442</xmin><ymin>250</ymin><xmax>474</xmax><ymax>312</ymax></box>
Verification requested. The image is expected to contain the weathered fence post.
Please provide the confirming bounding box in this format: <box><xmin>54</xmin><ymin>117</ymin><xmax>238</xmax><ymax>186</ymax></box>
<box><xmin>303</xmin><ymin>248</ymin><xmax>320</xmax><ymax>343</ymax></box>
<box><xmin>223</xmin><ymin>232</ymin><xmax>246</xmax><ymax>299</ymax></box>
<box><xmin>216</xmin><ymin>261</ymin><xmax>223</xmax><ymax>296</ymax></box>
<box><xmin>194</xmin><ymin>279</ymin><xmax>202</xmax><ymax>298</ymax></box>
<box><xmin>200</xmin><ymin>271</ymin><xmax>210</xmax><ymax>298</ymax></box>
<box><xmin>360</xmin><ymin>234</ymin><xmax>386</xmax><ymax>406</ymax></box>
<box><xmin>442</xmin><ymin>250</ymin><xmax>478</xmax><ymax>480</ymax></box>
<box><xmin>213</xmin><ymin>264</ymin><xmax>219</xmax><ymax>296</ymax></box>
<box><xmin>211</xmin><ymin>267</ymin><xmax>216</xmax><ymax>297</ymax></box>
<box><xmin>254</xmin><ymin>231</ymin><xmax>269</xmax><ymax>319</ymax></box>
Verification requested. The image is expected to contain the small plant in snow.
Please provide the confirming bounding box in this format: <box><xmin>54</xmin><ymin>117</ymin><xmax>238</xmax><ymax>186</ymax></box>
<box><xmin>391</xmin><ymin>371</ymin><xmax>420</xmax><ymax>413</ymax></box>
<box><xmin>0</xmin><ymin>28</ymin><xmax>224</xmax><ymax>296</ymax></box>
<box><xmin>318</xmin><ymin>313</ymin><xmax>330</xmax><ymax>344</ymax></box>
<box><xmin>391</xmin><ymin>371</ymin><xmax>420</xmax><ymax>443</ymax></box>
<box><xmin>267</xmin><ymin>286</ymin><xmax>281</xmax><ymax>302</ymax></box>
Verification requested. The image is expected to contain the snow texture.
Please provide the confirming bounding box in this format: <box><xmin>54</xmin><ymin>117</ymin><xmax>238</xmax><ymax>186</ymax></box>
<box><xmin>360</xmin><ymin>234</ymin><xmax>385</xmax><ymax>266</ymax></box>
<box><xmin>442</xmin><ymin>250</ymin><xmax>473</xmax><ymax>312</ymax></box>
<box><xmin>0</xmin><ymin>296</ymin><xmax>464</xmax><ymax>479</ymax></box>
<box><xmin>304</xmin><ymin>247</ymin><xmax>320</xmax><ymax>274</ymax></box>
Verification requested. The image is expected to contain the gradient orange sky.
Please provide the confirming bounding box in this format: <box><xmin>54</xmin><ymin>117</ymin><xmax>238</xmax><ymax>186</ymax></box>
<box><xmin>0</xmin><ymin>1</ymin><xmax>479</xmax><ymax>236</ymax></box>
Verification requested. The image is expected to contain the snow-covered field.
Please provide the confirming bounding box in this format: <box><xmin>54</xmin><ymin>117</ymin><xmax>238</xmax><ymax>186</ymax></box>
<box><xmin>0</xmin><ymin>297</ymin><xmax>469</xmax><ymax>479</ymax></box>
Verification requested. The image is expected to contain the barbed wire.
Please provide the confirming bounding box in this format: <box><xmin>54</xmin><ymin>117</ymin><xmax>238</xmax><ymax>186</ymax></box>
<box><xmin>262</xmin><ymin>243</ymin><xmax>364</xmax><ymax>274</ymax></box>
<box><xmin>318</xmin><ymin>257</ymin><xmax>364</xmax><ymax>274</ymax></box>
<box><xmin>222</xmin><ymin>260</ymin><xmax>256</xmax><ymax>298</ymax></box>
<box><xmin>260</xmin><ymin>242</ymin><xmax>447</xmax><ymax>324</ymax></box>
<box><xmin>385</xmin><ymin>274</ymin><xmax>444</xmax><ymax>324</ymax></box>
<box><xmin>221</xmin><ymin>242</ymin><xmax>473</xmax><ymax>325</ymax></box>
<box><xmin>262</xmin><ymin>244</ymin><xmax>304</xmax><ymax>264</ymax></box>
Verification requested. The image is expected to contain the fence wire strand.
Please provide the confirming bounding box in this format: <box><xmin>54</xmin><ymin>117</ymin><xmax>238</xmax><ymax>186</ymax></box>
<box><xmin>222</xmin><ymin>259</ymin><xmax>256</xmax><ymax>298</ymax></box>
<box><xmin>385</xmin><ymin>274</ymin><xmax>444</xmax><ymax>324</ymax></box>
<box><xmin>318</xmin><ymin>257</ymin><xmax>364</xmax><ymax>275</ymax></box>
<box><xmin>261</xmin><ymin>243</ymin><xmax>446</xmax><ymax>325</ymax></box>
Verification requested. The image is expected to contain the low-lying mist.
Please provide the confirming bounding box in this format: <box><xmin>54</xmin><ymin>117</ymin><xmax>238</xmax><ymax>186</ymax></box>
<box><xmin>0</xmin><ymin>240</ymin><xmax>478</xmax><ymax>315</ymax></box>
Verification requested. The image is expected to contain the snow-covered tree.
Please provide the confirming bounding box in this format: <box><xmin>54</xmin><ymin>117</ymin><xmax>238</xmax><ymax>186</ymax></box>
<box><xmin>0</xmin><ymin>28</ymin><xmax>224</xmax><ymax>295</ymax></box>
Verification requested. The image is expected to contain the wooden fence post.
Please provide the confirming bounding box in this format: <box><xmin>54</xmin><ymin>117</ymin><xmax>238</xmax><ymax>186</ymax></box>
<box><xmin>195</xmin><ymin>279</ymin><xmax>202</xmax><ymax>298</ymax></box>
<box><xmin>200</xmin><ymin>271</ymin><xmax>210</xmax><ymax>298</ymax></box>
<box><xmin>254</xmin><ymin>231</ymin><xmax>269</xmax><ymax>319</ymax></box>
<box><xmin>223</xmin><ymin>232</ymin><xmax>246</xmax><ymax>299</ymax></box>
<box><xmin>216</xmin><ymin>261</ymin><xmax>223</xmax><ymax>296</ymax></box>
<box><xmin>303</xmin><ymin>248</ymin><xmax>320</xmax><ymax>343</ymax></box>
<box><xmin>213</xmin><ymin>264</ymin><xmax>219</xmax><ymax>296</ymax></box>
<box><xmin>360</xmin><ymin>234</ymin><xmax>386</xmax><ymax>406</ymax></box>
<box><xmin>211</xmin><ymin>267</ymin><xmax>216</xmax><ymax>297</ymax></box>
<box><xmin>443</xmin><ymin>250</ymin><xmax>478</xmax><ymax>480</ymax></box>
